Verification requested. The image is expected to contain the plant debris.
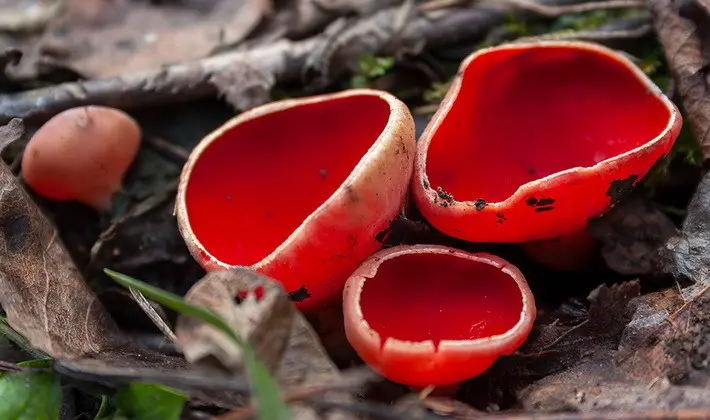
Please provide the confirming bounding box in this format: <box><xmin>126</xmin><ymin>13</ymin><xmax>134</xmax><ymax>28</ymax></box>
<box><xmin>649</xmin><ymin>0</ymin><xmax>710</xmax><ymax>161</ymax></box>
<box><xmin>0</xmin><ymin>119</ymin><xmax>126</xmax><ymax>358</ymax></box>
<box><xmin>4</xmin><ymin>0</ymin><xmax>710</xmax><ymax>418</ymax></box>
<box><xmin>587</xmin><ymin>194</ymin><xmax>678</xmax><ymax>276</ymax></box>
<box><xmin>175</xmin><ymin>269</ymin><xmax>295</xmax><ymax>374</ymax></box>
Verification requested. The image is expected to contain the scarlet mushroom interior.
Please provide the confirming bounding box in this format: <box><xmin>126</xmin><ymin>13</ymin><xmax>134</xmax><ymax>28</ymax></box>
<box><xmin>184</xmin><ymin>95</ymin><xmax>390</xmax><ymax>266</ymax></box>
<box><xmin>359</xmin><ymin>253</ymin><xmax>524</xmax><ymax>344</ymax></box>
<box><xmin>425</xmin><ymin>46</ymin><xmax>673</xmax><ymax>203</ymax></box>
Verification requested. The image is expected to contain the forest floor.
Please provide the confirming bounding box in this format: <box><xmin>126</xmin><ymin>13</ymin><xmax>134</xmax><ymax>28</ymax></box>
<box><xmin>2</xmin><ymin>0</ymin><xmax>710</xmax><ymax>419</ymax></box>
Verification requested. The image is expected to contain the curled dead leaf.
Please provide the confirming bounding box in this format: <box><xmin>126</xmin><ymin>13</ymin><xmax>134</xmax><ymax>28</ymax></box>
<box><xmin>649</xmin><ymin>0</ymin><xmax>710</xmax><ymax>160</ymax></box>
<box><xmin>175</xmin><ymin>268</ymin><xmax>295</xmax><ymax>374</ymax></box>
<box><xmin>587</xmin><ymin>195</ymin><xmax>679</xmax><ymax>276</ymax></box>
<box><xmin>177</xmin><ymin>268</ymin><xmax>364</xmax><ymax>420</ymax></box>
<box><xmin>0</xmin><ymin>119</ymin><xmax>127</xmax><ymax>358</ymax></box>
<box><xmin>38</xmin><ymin>0</ymin><xmax>273</xmax><ymax>78</ymax></box>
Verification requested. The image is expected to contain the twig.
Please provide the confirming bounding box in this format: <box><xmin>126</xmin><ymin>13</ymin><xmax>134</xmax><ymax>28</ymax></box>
<box><xmin>143</xmin><ymin>136</ymin><xmax>190</xmax><ymax>162</ymax></box>
<box><xmin>0</xmin><ymin>0</ymin><xmax>625</xmax><ymax>125</ymax></box>
<box><xmin>0</xmin><ymin>360</ymin><xmax>27</xmax><ymax>372</ymax></box>
<box><xmin>668</xmin><ymin>283</ymin><xmax>710</xmax><ymax>321</ymax></box>
<box><xmin>214</xmin><ymin>367</ymin><xmax>378</xmax><ymax>420</ymax></box>
<box><xmin>128</xmin><ymin>287</ymin><xmax>177</xmax><ymax>343</ymax></box>
<box><xmin>540</xmin><ymin>319</ymin><xmax>589</xmax><ymax>351</ymax></box>
<box><xmin>488</xmin><ymin>409</ymin><xmax>710</xmax><ymax>419</ymax></box>
<box><xmin>0</xmin><ymin>39</ymin><xmax>317</xmax><ymax>125</ymax></box>
<box><xmin>514</xmin><ymin>23</ymin><xmax>653</xmax><ymax>43</ymax></box>
<box><xmin>84</xmin><ymin>179</ymin><xmax>179</xmax><ymax>276</ymax></box>
<box><xmin>506</xmin><ymin>0</ymin><xmax>645</xmax><ymax>16</ymax></box>
<box><xmin>418</xmin><ymin>0</ymin><xmax>470</xmax><ymax>12</ymax></box>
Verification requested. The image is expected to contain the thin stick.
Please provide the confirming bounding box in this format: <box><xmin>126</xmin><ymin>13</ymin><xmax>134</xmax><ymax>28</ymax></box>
<box><xmin>0</xmin><ymin>0</ymin><xmax>635</xmax><ymax>125</ymax></box>
<box><xmin>143</xmin><ymin>136</ymin><xmax>190</xmax><ymax>162</ymax></box>
<box><xmin>669</xmin><ymin>283</ymin><xmax>710</xmax><ymax>321</ymax></box>
<box><xmin>215</xmin><ymin>368</ymin><xmax>377</xmax><ymax>420</ymax></box>
<box><xmin>540</xmin><ymin>319</ymin><xmax>589</xmax><ymax>351</ymax></box>
<box><xmin>514</xmin><ymin>23</ymin><xmax>652</xmax><ymax>43</ymax></box>
<box><xmin>506</xmin><ymin>0</ymin><xmax>645</xmax><ymax>16</ymax></box>
<box><xmin>0</xmin><ymin>360</ymin><xmax>26</xmax><ymax>372</ymax></box>
<box><xmin>418</xmin><ymin>0</ymin><xmax>470</xmax><ymax>12</ymax></box>
<box><xmin>128</xmin><ymin>288</ymin><xmax>177</xmax><ymax>343</ymax></box>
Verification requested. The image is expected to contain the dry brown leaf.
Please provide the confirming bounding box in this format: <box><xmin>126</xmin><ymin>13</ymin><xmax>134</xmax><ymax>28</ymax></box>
<box><xmin>0</xmin><ymin>119</ymin><xmax>127</xmax><ymax>358</ymax></box>
<box><xmin>177</xmin><ymin>268</ymin><xmax>362</xmax><ymax>420</ymax></box>
<box><xmin>520</xmin><ymin>356</ymin><xmax>710</xmax><ymax>412</ymax></box>
<box><xmin>526</xmin><ymin>281</ymin><xmax>641</xmax><ymax>359</ymax></box>
<box><xmin>175</xmin><ymin>268</ymin><xmax>295</xmax><ymax>374</ymax></box>
<box><xmin>37</xmin><ymin>0</ymin><xmax>272</xmax><ymax>78</ymax></box>
<box><xmin>587</xmin><ymin>195</ymin><xmax>679</xmax><ymax>276</ymax></box>
<box><xmin>0</xmin><ymin>0</ymin><xmax>62</xmax><ymax>32</ymax></box>
<box><xmin>520</xmin><ymin>281</ymin><xmax>710</xmax><ymax>411</ymax></box>
<box><xmin>648</xmin><ymin>0</ymin><xmax>710</xmax><ymax>160</ymax></box>
<box><xmin>0</xmin><ymin>118</ymin><xmax>23</xmax><ymax>150</ymax></box>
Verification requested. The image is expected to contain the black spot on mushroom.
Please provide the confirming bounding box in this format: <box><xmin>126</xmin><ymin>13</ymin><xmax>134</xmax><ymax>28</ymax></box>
<box><xmin>2</xmin><ymin>214</ymin><xmax>29</xmax><ymax>253</ymax></box>
<box><xmin>606</xmin><ymin>174</ymin><xmax>638</xmax><ymax>206</ymax></box>
<box><xmin>474</xmin><ymin>199</ymin><xmax>486</xmax><ymax>211</ymax></box>
<box><xmin>288</xmin><ymin>286</ymin><xmax>312</xmax><ymax>302</ymax></box>
<box><xmin>436</xmin><ymin>187</ymin><xmax>454</xmax><ymax>207</ymax></box>
<box><xmin>345</xmin><ymin>184</ymin><xmax>359</xmax><ymax>203</ymax></box>
<box><xmin>526</xmin><ymin>197</ymin><xmax>556</xmax><ymax>210</ymax></box>
<box><xmin>496</xmin><ymin>212</ymin><xmax>507</xmax><ymax>224</ymax></box>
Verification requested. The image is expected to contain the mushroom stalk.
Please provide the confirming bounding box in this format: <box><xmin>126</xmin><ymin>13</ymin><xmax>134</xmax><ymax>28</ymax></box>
<box><xmin>520</xmin><ymin>228</ymin><xmax>598</xmax><ymax>271</ymax></box>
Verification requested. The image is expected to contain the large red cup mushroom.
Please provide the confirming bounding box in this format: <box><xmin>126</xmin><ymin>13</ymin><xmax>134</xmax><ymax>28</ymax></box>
<box><xmin>411</xmin><ymin>41</ymin><xmax>682</xmax><ymax>260</ymax></box>
<box><xmin>343</xmin><ymin>244</ymin><xmax>535</xmax><ymax>387</ymax></box>
<box><xmin>176</xmin><ymin>89</ymin><xmax>416</xmax><ymax>310</ymax></box>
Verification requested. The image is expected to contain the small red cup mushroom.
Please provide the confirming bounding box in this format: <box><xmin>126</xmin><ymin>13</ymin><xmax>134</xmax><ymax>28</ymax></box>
<box><xmin>411</xmin><ymin>41</ymin><xmax>682</xmax><ymax>264</ymax></box>
<box><xmin>176</xmin><ymin>89</ymin><xmax>416</xmax><ymax>310</ymax></box>
<box><xmin>21</xmin><ymin>105</ymin><xmax>141</xmax><ymax>212</ymax></box>
<box><xmin>343</xmin><ymin>244</ymin><xmax>536</xmax><ymax>387</ymax></box>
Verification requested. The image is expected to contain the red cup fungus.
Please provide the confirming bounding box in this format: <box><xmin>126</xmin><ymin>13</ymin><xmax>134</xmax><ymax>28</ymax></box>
<box><xmin>21</xmin><ymin>105</ymin><xmax>142</xmax><ymax>212</ymax></box>
<box><xmin>176</xmin><ymin>89</ymin><xmax>416</xmax><ymax>310</ymax></box>
<box><xmin>411</xmin><ymin>41</ymin><xmax>682</xmax><ymax>248</ymax></box>
<box><xmin>343</xmin><ymin>244</ymin><xmax>536</xmax><ymax>387</ymax></box>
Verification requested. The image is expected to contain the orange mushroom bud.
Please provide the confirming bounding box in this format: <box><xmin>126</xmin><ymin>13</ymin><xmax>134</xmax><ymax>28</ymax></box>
<box><xmin>21</xmin><ymin>105</ymin><xmax>141</xmax><ymax>212</ymax></box>
<box><xmin>343</xmin><ymin>244</ymin><xmax>536</xmax><ymax>387</ymax></box>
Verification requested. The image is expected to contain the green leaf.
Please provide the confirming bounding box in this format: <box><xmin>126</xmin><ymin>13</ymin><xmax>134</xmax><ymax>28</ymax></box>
<box><xmin>113</xmin><ymin>382</ymin><xmax>187</xmax><ymax>420</ymax></box>
<box><xmin>93</xmin><ymin>395</ymin><xmax>110</xmax><ymax>420</ymax></box>
<box><xmin>0</xmin><ymin>317</ymin><xmax>50</xmax><ymax>360</ymax></box>
<box><xmin>17</xmin><ymin>359</ymin><xmax>53</xmax><ymax>369</ymax></box>
<box><xmin>0</xmin><ymin>370</ymin><xmax>61</xmax><ymax>420</ymax></box>
<box><xmin>103</xmin><ymin>269</ymin><xmax>290</xmax><ymax>420</ymax></box>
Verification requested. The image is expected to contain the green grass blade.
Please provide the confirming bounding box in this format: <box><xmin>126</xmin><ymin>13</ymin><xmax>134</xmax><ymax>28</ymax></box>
<box><xmin>103</xmin><ymin>269</ymin><xmax>290</xmax><ymax>420</ymax></box>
